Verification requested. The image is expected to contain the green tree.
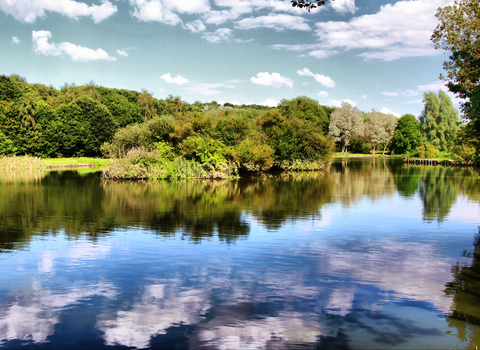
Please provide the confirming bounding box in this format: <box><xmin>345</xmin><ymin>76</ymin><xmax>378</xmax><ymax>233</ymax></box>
<box><xmin>278</xmin><ymin>96</ymin><xmax>329</xmax><ymax>134</ymax></box>
<box><xmin>419</xmin><ymin>90</ymin><xmax>459</xmax><ymax>152</ymax></box>
<box><xmin>73</xmin><ymin>97</ymin><xmax>117</xmax><ymax>156</ymax></box>
<box><xmin>329</xmin><ymin>102</ymin><xmax>365</xmax><ymax>153</ymax></box>
<box><xmin>391</xmin><ymin>114</ymin><xmax>421</xmax><ymax>155</ymax></box>
<box><xmin>138</xmin><ymin>89</ymin><xmax>156</xmax><ymax>122</ymax></box>
<box><xmin>432</xmin><ymin>0</ymin><xmax>479</xmax><ymax>159</ymax></box>
<box><xmin>432</xmin><ymin>0</ymin><xmax>480</xmax><ymax>99</ymax></box>
<box><xmin>100</xmin><ymin>92</ymin><xmax>142</xmax><ymax>128</ymax></box>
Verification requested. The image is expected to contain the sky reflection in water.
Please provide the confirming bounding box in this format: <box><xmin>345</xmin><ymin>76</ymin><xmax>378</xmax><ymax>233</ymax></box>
<box><xmin>0</xmin><ymin>159</ymin><xmax>479</xmax><ymax>349</ymax></box>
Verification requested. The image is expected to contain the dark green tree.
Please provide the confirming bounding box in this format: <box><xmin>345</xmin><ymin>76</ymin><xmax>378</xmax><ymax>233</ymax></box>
<box><xmin>391</xmin><ymin>114</ymin><xmax>421</xmax><ymax>154</ymax></box>
<box><xmin>73</xmin><ymin>97</ymin><xmax>117</xmax><ymax>156</ymax></box>
<box><xmin>278</xmin><ymin>96</ymin><xmax>329</xmax><ymax>134</ymax></box>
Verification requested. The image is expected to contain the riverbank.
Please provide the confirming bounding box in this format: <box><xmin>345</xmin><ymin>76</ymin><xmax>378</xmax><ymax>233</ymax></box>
<box><xmin>0</xmin><ymin>156</ymin><xmax>110</xmax><ymax>170</ymax></box>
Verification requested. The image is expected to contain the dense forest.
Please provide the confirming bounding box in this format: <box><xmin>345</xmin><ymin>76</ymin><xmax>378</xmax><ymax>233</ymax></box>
<box><xmin>0</xmin><ymin>74</ymin><xmax>474</xmax><ymax>179</ymax></box>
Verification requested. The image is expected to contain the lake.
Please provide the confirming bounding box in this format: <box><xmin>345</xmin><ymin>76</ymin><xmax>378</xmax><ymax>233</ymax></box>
<box><xmin>0</xmin><ymin>158</ymin><xmax>479</xmax><ymax>349</ymax></box>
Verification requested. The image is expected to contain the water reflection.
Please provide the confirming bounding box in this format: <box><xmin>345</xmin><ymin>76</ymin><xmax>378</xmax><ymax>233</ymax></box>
<box><xmin>445</xmin><ymin>231</ymin><xmax>480</xmax><ymax>348</ymax></box>
<box><xmin>0</xmin><ymin>161</ymin><xmax>479</xmax><ymax>349</ymax></box>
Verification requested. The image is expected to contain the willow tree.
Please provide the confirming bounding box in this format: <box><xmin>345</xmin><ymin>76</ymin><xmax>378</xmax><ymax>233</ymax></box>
<box><xmin>419</xmin><ymin>90</ymin><xmax>459</xmax><ymax>152</ymax></box>
<box><xmin>329</xmin><ymin>102</ymin><xmax>364</xmax><ymax>153</ymax></box>
<box><xmin>366</xmin><ymin>109</ymin><xmax>398</xmax><ymax>155</ymax></box>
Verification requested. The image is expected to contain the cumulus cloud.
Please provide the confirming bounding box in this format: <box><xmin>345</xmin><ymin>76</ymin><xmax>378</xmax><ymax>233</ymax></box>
<box><xmin>297</xmin><ymin>68</ymin><xmax>335</xmax><ymax>88</ymax></box>
<box><xmin>381</xmin><ymin>107</ymin><xmax>401</xmax><ymax>118</ymax></box>
<box><xmin>262</xmin><ymin>98</ymin><xmax>279</xmax><ymax>107</ymax></box>
<box><xmin>327</xmin><ymin>99</ymin><xmax>356</xmax><ymax>108</ymax></box>
<box><xmin>202</xmin><ymin>28</ymin><xmax>232</xmax><ymax>43</ymax></box>
<box><xmin>331</xmin><ymin>0</ymin><xmax>357</xmax><ymax>14</ymax></box>
<box><xmin>184</xmin><ymin>19</ymin><xmax>206</xmax><ymax>33</ymax></box>
<box><xmin>235</xmin><ymin>14</ymin><xmax>311</xmax><ymax>31</ymax></box>
<box><xmin>0</xmin><ymin>0</ymin><xmax>117</xmax><ymax>23</ymax></box>
<box><xmin>251</xmin><ymin>72</ymin><xmax>293</xmax><ymax>89</ymax></box>
<box><xmin>130</xmin><ymin>0</ymin><xmax>180</xmax><ymax>24</ymax></box>
<box><xmin>11</xmin><ymin>36</ymin><xmax>20</xmax><ymax>45</ymax></box>
<box><xmin>129</xmin><ymin>0</ymin><xmax>209</xmax><ymax>24</ymax></box>
<box><xmin>273</xmin><ymin>0</ymin><xmax>452</xmax><ymax>61</ymax></box>
<box><xmin>203</xmin><ymin>9</ymin><xmax>242</xmax><ymax>25</ymax></box>
<box><xmin>313</xmin><ymin>0</ymin><xmax>452</xmax><ymax>61</ymax></box>
<box><xmin>32</xmin><ymin>30</ymin><xmax>116</xmax><ymax>62</ymax></box>
<box><xmin>160</xmin><ymin>73</ymin><xmax>189</xmax><ymax>85</ymax></box>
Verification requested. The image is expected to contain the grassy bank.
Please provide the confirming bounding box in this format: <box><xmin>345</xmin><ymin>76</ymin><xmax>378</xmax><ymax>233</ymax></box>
<box><xmin>0</xmin><ymin>156</ymin><xmax>110</xmax><ymax>170</ymax></box>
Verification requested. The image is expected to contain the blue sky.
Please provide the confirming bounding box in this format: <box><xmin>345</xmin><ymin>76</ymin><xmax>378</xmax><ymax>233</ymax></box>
<box><xmin>0</xmin><ymin>0</ymin><xmax>460</xmax><ymax>117</ymax></box>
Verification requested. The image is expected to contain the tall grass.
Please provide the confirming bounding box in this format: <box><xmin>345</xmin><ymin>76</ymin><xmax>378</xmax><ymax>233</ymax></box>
<box><xmin>0</xmin><ymin>156</ymin><xmax>44</xmax><ymax>169</ymax></box>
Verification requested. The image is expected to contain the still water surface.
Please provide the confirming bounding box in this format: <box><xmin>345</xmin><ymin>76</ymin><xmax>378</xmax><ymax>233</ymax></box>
<box><xmin>0</xmin><ymin>158</ymin><xmax>479</xmax><ymax>349</ymax></box>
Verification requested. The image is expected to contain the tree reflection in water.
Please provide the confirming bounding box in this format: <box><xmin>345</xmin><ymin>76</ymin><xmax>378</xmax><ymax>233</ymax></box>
<box><xmin>445</xmin><ymin>229</ymin><xmax>480</xmax><ymax>349</ymax></box>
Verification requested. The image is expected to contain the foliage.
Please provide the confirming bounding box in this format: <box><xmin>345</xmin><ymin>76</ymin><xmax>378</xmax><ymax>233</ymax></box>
<box><xmin>366</xmin><ymin>109</ymin><xmax>398</xmax><ymax>154</ymax></box>
<box><xmin>231</xmin><ymin>136</ymin><xmax>274</xmax><ymax>172</ymax></box>
<box><xmin>291</xmin><ymin>0</ymin><xmax>330</xmax><ymax>11</ymax></box>
<box><xmin>432</xmin><ymin>0</ymin><xmax>480</xmax><ymax>98</ymax></box>
<box><xmin>391</xmin><ymin>114</ymin><xmax>421</xmax><ymax>155</ymax></box>
<box><xmin>329</xmin><ymin>102</ymin><xmax>365</xmax><ymax>153</ymax></box>
<box><xmin>432</xmin><ymin>0</ymin><xmax>480</xmax><ymax>160</ymax></box>
<box><xmin>278</xmin><ymin>96</ymin><xmax>329</xmax><ymax>133</ymax></box>
<box><xmin>419</xmin><ymin>90</ymin><xmax>459</xmax><ymax>152</ymax></box>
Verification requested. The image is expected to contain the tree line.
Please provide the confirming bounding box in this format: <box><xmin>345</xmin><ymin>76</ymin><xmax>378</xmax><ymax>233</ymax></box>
<box><xmin>0</xmin><ymin>73</ymin><xmax>473</xmax><ymax>178</ymax></box>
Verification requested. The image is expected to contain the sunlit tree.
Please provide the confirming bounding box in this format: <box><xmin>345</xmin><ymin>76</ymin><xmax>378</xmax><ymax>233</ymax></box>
<box><xmin>329</xmin><ymin>102</ymin><xmax>365</xmax><ymax>153</ymax></box>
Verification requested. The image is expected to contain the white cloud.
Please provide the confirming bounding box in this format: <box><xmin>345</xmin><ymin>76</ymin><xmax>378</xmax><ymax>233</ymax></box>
<box><xmin>184</xmin><ymin>19</ymin><xmax>206</xmax><ymax>33</ymax></box>
<box><xmin>162</xmin><ymin>0</ymin><xmax>210</xmax><ymax>14</ymax></box>
<box><xmin>129</xmin><ymin>0</ymin><xmax>209</xmax><ymax>24</ymax></box>
<box><xmin>330</xmin><ymin>0</ymin><xmax>357</xmax><ymax>15</ymax></box>
<box><xmin>202</xmin><ymin>28</ymin><xmax>232</xmax><ymax>43</ymax></box>
<box><xmin>297</xmin><ymin>68</ymin><xmax>335</xmax><ymax>88</ymax></box>
<box><xmin>383</xmin><ymin>80</ymin><xmax>464</xmax><ymax>109</ymax></box>
<box><xmin>11</xmin><ymin>36</ymin><xmax>20</xmax><ymax>45</ymax></box>
<box><xmin>317</xmin><ymin>91</ymin><xmax>329</xmax><ymax>97</ymax></box>
<box><xmin>32</xmin><ymin>30</ymin><xmax>116</xmax><ymax>62</ymax></box>
<box><xmin>287</xmin><ymin>0</ymin><xmax>453</xmax><ymax>61</ymax></box>
<box><xmin>262</xmin><ymin>98</ymin><xmax>278</xmax><ymax>107</ymax></box>
<box><xmin>202</xmin><ymin>9</ymin><xmax>242</xmax><ymax>25</ymax></box>
<box><xmin>160</xmin><ymin>73</ymin><xmax>189</xmax><ymax>85</ymax></box>
<box><xmin>183</xmin><ymin>82</ymin><xmax>236</xmax><ymax>96</ymax></box>
<box><xmin>116</xmin><ymin>49</ymin><xmax>128</xmax><ymax>57</ymax></box>
<box><xmin>381</xmin><ymin>107</ymin><xmax>401</xmax><ymax>118</ymax></box>
<box><xmin>235</xmin><ymin>14</ymin><xmax>311</xmax><ymax>31</ymax></box>
<box><xmin>130</xmin><ymin>0</ymin><xmax>181</xmax><ymax>25</ymax></box>
<box><xmin>362</xmin><ymin>95</ymin><xmax>367</xmax><ymax>100</ymax></box>
<box><xmin>0</xmin><ymin>0</ymin><xmax>117</xmax><ymax>23</ymax></box>
<box><xmin>327</xmin><ymin>99</ymin><xmax>356</xmax><ymax>108</ymax></box>
<box><xmin>308</xmin><ymin>49</ymin><xmax>339</xmax><ymax>59</ymax></box>
<box><xmin>251</xmin><ymin>72</ymin><xmax>293</xmax><ymax>89</ymax></box>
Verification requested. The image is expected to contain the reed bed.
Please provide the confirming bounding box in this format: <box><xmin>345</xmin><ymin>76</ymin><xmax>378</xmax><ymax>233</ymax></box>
<box><xmin>0</xmin><ymin>156</ymin><xmax>44</xmax><ymax>169</ymax></box>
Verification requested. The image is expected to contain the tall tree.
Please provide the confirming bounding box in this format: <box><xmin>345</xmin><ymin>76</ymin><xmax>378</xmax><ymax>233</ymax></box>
<box><xmin>366</xmin><ymin>109</ymin><xmax>398</xmax><ymax>155</ymax></box>
<box><xmin>419</xmin><ymin>90</ymin><xmax>459</xmax><ymax>152</ymax></box>
<box><xmin>432</xmin><ymin>0</ymin><xmax>480</xmax><ymax>99</ymax></box>
<box><xmin>391</xmin><ymin>114</ymin><xmax>421</xmax><ymax>155</ymax></box>
<box><xmin>138</xmin><ymin>89</ymin><xmax>156</xmax><ymax>122</ymax></box>
<box><xmin>432</xmin><ymin>0</ymin><xmax>479</xmax><ymax>158</ymax></box>
<box><xmin>329</xmin><ymin>102</ymin><xmax>364</xmax><ymax>153</ymax></box>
